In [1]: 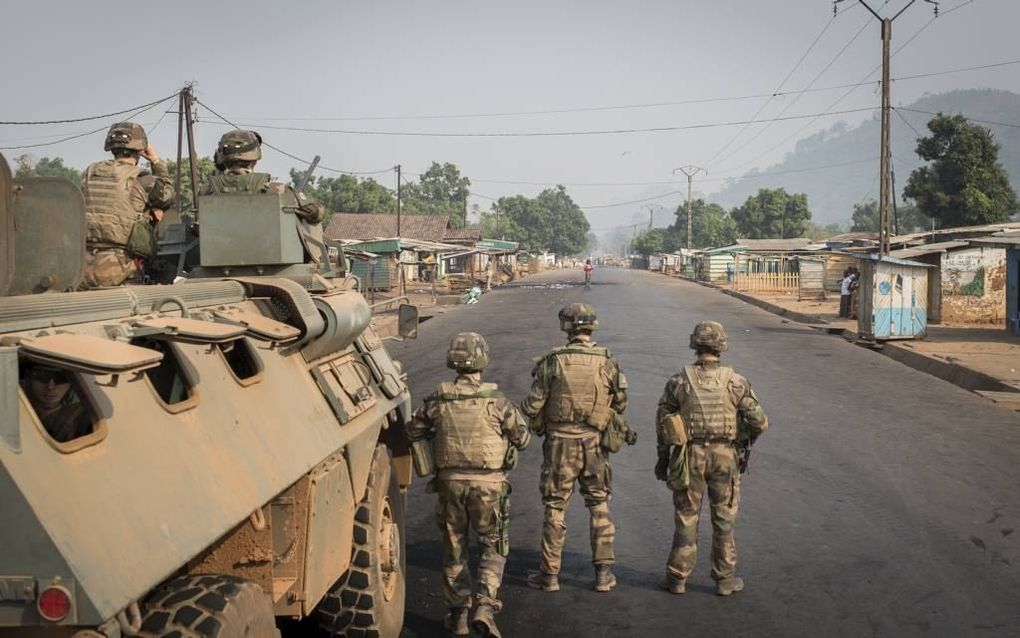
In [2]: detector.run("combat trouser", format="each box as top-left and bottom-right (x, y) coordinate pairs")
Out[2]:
(436, 479), (508, 611)
(667, 441), (740, 582)
(81, 246), (138, 289)
(538, 432), (615, 574)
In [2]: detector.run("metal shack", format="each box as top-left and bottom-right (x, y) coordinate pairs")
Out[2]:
(857, 254), (933, 340)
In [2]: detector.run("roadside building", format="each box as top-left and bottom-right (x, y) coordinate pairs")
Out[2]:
(857, 254), (934, 340)
(968, 232), (1020, 334)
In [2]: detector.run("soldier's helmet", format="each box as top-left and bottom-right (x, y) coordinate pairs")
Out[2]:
(103, 122), (148, 152)
(558, 302), (599, 333)
(689, 321), (728, 352)
(446, 332), (490, 372)
(216, 129), (263, 163)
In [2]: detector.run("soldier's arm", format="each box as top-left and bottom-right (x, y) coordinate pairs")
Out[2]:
(734, 377), (769, 440)
(519, 356), (551, 418)
(608, 357), (628, 413)
(655, 375), (685, 453)
(499, 399), (531, 450)
(145, 160), (175, 210)
(292, 189), (326, 224)
(405, 394), (439, 442)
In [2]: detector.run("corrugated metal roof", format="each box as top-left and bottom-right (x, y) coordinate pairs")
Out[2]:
(858, 253), (936, 268)
(969, 234), (1020, 247)
(889, 240), (969, 259)
(324, 213), (450, 242)
(736, 238), (813, 251)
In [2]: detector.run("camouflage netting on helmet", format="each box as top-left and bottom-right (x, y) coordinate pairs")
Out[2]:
(558, 302), (598, 333)
(104, 122), (147, 152)
(447, 332), (490, 371)
(217, 130), (263, 163)
(689, 320), (728, 352)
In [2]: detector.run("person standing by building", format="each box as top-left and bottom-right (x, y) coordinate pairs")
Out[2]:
(80, 122), (174, 288)
(655, 321), (769, 596)
(406, 332), (530, 638)
(839, 269), (854, 318)
(521, 303), (628, 593)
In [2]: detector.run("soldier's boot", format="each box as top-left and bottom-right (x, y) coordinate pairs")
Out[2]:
(658, 572), (686, 595)
(525, 571), (560, 592)
(443, 608), (470, 636)
(593, 564), (617, 592)
(471, 604), (501, 638)
(715, 577), (745, 597)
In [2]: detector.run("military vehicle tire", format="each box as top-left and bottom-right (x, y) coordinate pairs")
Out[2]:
(137, 574), (279, 638)
(317, 445), (406, 638)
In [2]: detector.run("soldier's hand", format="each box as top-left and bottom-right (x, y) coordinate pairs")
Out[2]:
(625, 429), (638, 446)
(150, 209), (164, 223)
(141, 144), (161, 164)
(654, 456), (669, 481)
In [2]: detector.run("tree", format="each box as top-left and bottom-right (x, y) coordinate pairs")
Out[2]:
(850, 200), (879, 232)
(671, 199), (737, 248)
(291, 171), (396, 221)
(494, 186), (590, 255)
(631, 228), (670, 256)
(730, 188), (812, 239)
(904, 113), (1017, 227)
(163, 156), (217, 213)
(14, 155), (81, 184)
(401, 162), (471, 227)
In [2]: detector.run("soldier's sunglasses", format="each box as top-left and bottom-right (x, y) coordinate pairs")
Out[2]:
(29, 369), (70, 385)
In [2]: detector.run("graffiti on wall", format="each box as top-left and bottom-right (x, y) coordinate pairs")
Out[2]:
(943, 248), (1005, 297)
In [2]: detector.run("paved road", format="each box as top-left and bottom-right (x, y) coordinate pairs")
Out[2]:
(391, 268), (1020, 638)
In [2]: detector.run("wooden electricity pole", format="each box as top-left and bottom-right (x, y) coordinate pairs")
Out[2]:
(673, 165), (706, 250)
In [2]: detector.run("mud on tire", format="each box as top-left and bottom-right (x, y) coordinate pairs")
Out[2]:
(317, 445), (407, 638)
(137, 574), (278, 638)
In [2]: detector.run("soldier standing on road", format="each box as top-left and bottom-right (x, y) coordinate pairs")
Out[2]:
(655, 321), (768, 596)
(80, 122), (174, 288)
(406, 332), (530, 638)
(522, 303), (628, 593)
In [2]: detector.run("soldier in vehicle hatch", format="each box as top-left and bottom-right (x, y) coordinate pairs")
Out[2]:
(406, 332), (529, 638)
(521, 303), (628, 594)
(655, 321), (768, 596)
(22, 365), (92, 443)
(202, 129), (325, 223)
(80, 122), (174, 288)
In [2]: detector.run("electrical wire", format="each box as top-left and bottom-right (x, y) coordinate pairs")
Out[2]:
(0, 92), (181, 126)
(896, 107), (1020, 130)
(701, 6), (853, 167)
(195, 97), (394, 176)
(893, 107), (924, 137)
(0, 96), (176, 150)
(220, 107), (876, 138)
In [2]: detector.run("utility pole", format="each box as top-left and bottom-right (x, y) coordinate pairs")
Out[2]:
(494, 203), (501, 240)
(175, 89), (184, 213)
(836, 0), (939, 255)
(673, 165), (706, 250)
(182, 85), (200, 218)
(395, 164), (402, 238)
(646, 204), (654, 231)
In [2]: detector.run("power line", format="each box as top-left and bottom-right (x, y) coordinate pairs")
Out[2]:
(195, 98), (394, 176)
(0, 96), (176, 150)
(221, 107), (876, 138)
(0, 92), (181, 126)
(893, 106), (924, 136)
(709, 3), (885, 168)
(896, 106), (1020, 130)
(702, 7), (852, 167)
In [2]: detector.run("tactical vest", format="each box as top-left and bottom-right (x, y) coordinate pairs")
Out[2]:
(431, 382), (509, 471)
(541, 346), (614, 431)
(206, 171), (272, 195)
(83, 160), (146, 247)
(679, 365), (739, 441)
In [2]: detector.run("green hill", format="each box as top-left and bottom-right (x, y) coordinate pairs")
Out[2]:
(711, 89), (1020, 226)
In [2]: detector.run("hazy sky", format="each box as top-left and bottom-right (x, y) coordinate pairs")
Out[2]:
(2, 0), (1017, 232)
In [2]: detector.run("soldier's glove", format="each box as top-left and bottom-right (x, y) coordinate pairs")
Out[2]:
(654, 454), (669, 481)
(295, 202), (325, 224)
(624, 428), (638, 446)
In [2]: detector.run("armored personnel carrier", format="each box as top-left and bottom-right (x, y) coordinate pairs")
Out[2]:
(0, 152), (417, 638)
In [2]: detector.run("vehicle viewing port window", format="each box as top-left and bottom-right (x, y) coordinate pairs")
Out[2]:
(130, 338), (197, 411)
(19, 360), (101, 447)
(217, 338), (263, 385)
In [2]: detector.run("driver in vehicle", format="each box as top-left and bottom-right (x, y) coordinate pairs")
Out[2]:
(23, 364), (93, 443)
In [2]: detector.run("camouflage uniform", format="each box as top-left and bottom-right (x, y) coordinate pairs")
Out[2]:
(81, 122), (174, 288)
(521, 304), (627, 589)
(655, 321), (768, 595)
(407, 333), (528, 637)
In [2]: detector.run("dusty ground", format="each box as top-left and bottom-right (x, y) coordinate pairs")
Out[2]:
(393, 268), (1020, 638)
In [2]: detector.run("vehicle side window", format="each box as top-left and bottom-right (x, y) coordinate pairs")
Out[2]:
(130, 338), (198, 411)
(19, 361), (98, 445)
(218, 338), (263, 385)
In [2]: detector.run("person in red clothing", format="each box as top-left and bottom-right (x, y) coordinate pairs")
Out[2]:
(583, 258), (594, 289)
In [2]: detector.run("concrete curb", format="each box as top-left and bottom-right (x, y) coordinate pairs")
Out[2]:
(668, 272), (1020, 400)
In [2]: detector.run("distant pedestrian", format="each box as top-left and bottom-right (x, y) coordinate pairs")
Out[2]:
(839, 270), (853, 318)
(583, 258), (594, 289)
